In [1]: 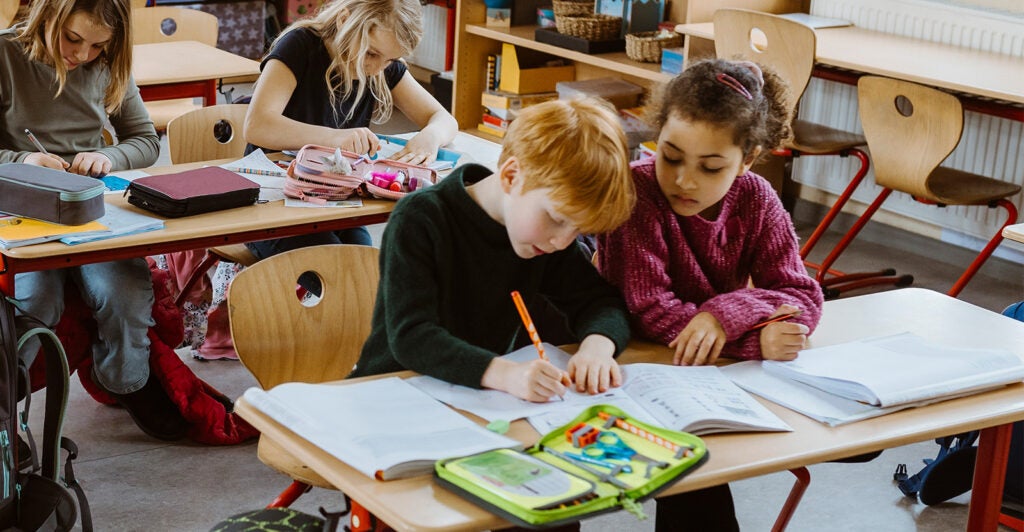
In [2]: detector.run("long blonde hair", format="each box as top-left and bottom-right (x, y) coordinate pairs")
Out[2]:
(16, 0), (132, 114)
(275, 0), (423, 125)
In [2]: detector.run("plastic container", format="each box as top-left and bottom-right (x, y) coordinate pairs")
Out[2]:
(555, 78), (644, 109)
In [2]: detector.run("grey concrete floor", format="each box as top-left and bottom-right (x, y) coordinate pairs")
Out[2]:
(28, 86), (1023, 531)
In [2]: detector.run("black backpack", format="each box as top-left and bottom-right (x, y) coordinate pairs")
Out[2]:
(0, 296), (91, 531)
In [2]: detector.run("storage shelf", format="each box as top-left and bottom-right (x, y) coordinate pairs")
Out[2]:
(465, 24), (672, 83)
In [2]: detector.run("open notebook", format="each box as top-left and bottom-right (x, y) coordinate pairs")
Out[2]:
(242, 377), (521, 480)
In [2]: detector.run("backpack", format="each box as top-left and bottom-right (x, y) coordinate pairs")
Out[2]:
(0, 296), (91, 531)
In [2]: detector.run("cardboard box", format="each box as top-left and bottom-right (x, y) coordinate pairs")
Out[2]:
(499, 43), (574, 94)
(556, 78), (644, 109)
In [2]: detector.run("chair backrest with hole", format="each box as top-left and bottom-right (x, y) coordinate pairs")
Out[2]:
(132, 6), (218, 46)
(228, 245), (380, 390)
(713, 9), (816, 115)
(166, 103), (249, 164)
(857, 76), (963, 200)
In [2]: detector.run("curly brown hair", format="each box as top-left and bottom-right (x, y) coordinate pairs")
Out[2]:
(648, 58), (793, 162)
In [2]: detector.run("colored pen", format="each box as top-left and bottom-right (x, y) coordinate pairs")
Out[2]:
(510, 290), (571, 395)
(24, 129), (48, 155)
(749, 310), (802, 331)
(224, 166), (286, 177)
(511, 290), (547, 361)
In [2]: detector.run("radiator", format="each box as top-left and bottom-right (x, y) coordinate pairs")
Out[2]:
(794, 0), (1024, 258)
(408, 4), (450, 73)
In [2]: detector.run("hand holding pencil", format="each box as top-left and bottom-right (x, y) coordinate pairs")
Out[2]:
(756, 304), (809, 361)
(510, 291), (572, 400)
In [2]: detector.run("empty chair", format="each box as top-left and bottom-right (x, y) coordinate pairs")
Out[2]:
(132, 6), (220, 130)
(821, 76), (1020, 298)
(228, 245), (380, 508)
(164, 103), (258, 309)
(713, 9), (908, 298)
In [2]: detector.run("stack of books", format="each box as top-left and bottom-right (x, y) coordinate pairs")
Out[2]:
(478, 90), (558, 138)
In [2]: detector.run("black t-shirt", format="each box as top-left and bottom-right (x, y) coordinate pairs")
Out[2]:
(246, 27), (407, 153)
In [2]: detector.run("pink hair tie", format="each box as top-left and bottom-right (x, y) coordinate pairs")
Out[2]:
(715, 73), (753, 101)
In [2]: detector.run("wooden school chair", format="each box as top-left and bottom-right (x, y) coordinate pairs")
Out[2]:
(829, 76), (1020, 298)
(713, 9), (910, 299)
(0, 0), (19, 29)
(165, 103), (259, 308)
(131, 6), (220, 131)
(228, 244), (380, 509)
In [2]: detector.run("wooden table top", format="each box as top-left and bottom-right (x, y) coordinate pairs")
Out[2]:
(132, 41), (261, 86)
(674, 22), (1024, 105)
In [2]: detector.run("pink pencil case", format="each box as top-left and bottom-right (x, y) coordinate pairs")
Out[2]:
(285, 145), (438, 204)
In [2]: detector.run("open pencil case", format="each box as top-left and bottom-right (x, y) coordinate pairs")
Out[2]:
(285, 144), (437, 204)
(435, 404), (708, 529)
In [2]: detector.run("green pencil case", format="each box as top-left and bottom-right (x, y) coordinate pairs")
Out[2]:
(435, 404), (708, 529)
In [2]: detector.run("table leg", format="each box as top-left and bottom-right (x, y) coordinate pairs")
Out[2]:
(203, 80), (217, 107)
(967, 423), (1013, 531)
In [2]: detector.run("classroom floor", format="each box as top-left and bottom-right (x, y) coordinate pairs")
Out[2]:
(30, 94), (1024, 531)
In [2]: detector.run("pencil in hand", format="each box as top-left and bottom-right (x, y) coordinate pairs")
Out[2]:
(510, 290), (572, 392)
(749, 310), (802, 331)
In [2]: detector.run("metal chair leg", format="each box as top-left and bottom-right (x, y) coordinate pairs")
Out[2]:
(772, 467), (811, 532)
(267, 480), (310, 508)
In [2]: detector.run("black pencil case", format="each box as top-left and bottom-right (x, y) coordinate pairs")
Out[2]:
(126, 167), (260, 217)
(0, 163), (105, 225)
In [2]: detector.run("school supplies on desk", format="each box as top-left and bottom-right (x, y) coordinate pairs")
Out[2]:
(285, 145), (437, 204)
(0, 163), (105, 225)
(241, 377), (521, 481)
(375, 134), (462, 171)
(127, 167), (260, 217)
(435, 404), (707, 528)
(59, 204), (164, 245)
(409, 343), (792, 436)
(0, 215), (107, 249)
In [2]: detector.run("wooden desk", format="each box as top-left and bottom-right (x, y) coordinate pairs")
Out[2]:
(674, 22), (1024, 121)
(132, 41), (261, 105)
(1003, 223), (1024, 244)
(0, 131), (503, 296)
(234, 288), (1024, 531)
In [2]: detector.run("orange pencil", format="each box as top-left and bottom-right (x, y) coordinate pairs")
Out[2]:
(510, 290), (572, 391)
(510, 290), (547, 360)
(749, 310), (802, 331)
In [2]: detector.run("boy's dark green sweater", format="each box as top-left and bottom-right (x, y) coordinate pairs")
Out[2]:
(351, 164), (631, 387)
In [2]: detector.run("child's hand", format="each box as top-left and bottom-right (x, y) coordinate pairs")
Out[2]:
(69, 152), (112, 177)
(482, 357), (569, 402)
(567, 335), (622, 394)
(24, 152), (69, 171)
(391, 131), (439, 165)
(759, 305), (808, 361)
(333, 128), (380, 157)
(670, 312), (726, 366)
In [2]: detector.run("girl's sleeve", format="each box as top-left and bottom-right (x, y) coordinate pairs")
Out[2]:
(698, 183), (824, 359)
(98, 78), (159, 170)
(597, 193), (702, 346)
(378, 200), (502, 387)
(539, 245), (631, 355)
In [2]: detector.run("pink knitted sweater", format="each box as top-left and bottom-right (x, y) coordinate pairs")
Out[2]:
(597, 158), (823, 360)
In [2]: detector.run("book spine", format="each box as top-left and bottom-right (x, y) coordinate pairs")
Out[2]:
(486, 54), (497, 92)
(477, 122), (507, 138)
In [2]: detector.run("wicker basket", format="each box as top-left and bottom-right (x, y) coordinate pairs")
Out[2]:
(625, 31), (684, 63)
(555, 14), (622, 41)
(551, 0), (593, 17)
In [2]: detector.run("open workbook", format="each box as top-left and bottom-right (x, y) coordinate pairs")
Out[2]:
(759, 332), (1024, 408)
(408, 344), (792, 436)
(242, 377), (521, 480)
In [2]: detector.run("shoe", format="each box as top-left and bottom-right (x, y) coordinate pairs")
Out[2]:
(102, 374), (189, 441)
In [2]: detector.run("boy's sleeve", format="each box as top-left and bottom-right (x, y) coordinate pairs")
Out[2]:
(697, 181), (824, 360)
(540, 244), (632, 355)
(375, 199), (502, 387)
